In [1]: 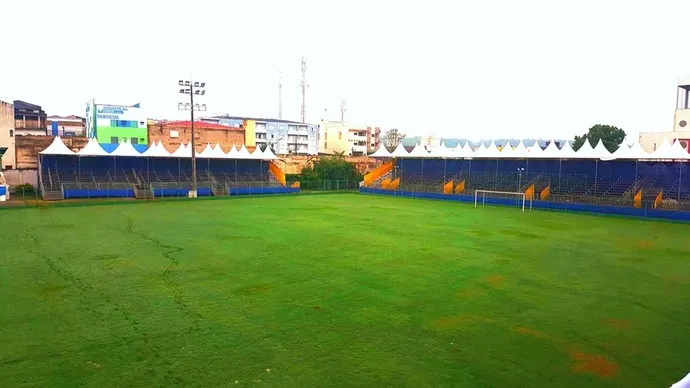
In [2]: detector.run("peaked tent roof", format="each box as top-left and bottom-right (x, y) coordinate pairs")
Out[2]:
(171, 143), (192, 158)
(538, 141), (562, 158)
(651, 139), (690, 160)
(227, 144), (239, 158)
(110, 140), (142, 157)
(455, 143), (475, 158)
(474, 141), (500, 158)
(142, 141), (173, 157)
(559, 141), (577, 158)
(390, 143), (409, 157)
(409, 144), (431, 158)
(369, 146), (392, 158)
(77, 138), (109, 156)
(528, 142), (545, 158)
(210, 143), (228, 159)
(249, 146), (264, 160)
(608, 142), (649, 160)
(591, 139), (613, 160)
(262, 146), (278, 160)
(39, 136), (75, 155)
(236, 145), (252, 159)
(197, 143), (215, 158)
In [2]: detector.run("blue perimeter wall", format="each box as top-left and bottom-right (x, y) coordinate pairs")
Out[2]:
(63, 187), (299, 199)
(0, 186), (5, 196)
(359, 187), (690, 222)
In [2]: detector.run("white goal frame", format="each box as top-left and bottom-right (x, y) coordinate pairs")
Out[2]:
(474, 190), (532, 212)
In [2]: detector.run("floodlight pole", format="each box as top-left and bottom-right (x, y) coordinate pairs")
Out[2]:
(178, 80), (207, 198)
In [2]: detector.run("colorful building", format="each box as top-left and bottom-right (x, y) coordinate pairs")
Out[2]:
(319, 121), (381, 156)
(86, 100), (147, 145)
(200, 115), (318, 155)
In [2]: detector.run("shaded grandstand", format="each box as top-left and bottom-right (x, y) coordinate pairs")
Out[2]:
(38, 138), (295, 200)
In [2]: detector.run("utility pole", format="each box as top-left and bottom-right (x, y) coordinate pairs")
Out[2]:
(278, 71), (283, 120)
(340, 99), (347, 123)
(178, 80), (207, 198)
(300, 57), (308, 123)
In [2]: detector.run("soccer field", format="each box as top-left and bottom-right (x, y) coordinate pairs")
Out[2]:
(1, 194), (689, 387)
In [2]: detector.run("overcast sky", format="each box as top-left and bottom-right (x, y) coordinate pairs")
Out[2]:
(3, 0), (689, 141)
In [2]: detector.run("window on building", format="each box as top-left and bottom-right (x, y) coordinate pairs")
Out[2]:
(131, 138), (139, 145)
(111, 120), (138, 128)
(324, 142), (328, 149)
(9, 130), (13, 137)
(325, 132), (327, 140)
(111, 137), (119, 144)
(338, 132), (342, 140)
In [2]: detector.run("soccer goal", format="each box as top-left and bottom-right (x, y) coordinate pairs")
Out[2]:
(474, 190), (532, 212)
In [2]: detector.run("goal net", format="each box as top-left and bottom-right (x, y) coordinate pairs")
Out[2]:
(474, 190), (532, 212)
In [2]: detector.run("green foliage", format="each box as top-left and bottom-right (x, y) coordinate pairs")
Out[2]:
(13, 183), (34, 194)
(300, 155), (362, 182)
(573, 124), (626, 152)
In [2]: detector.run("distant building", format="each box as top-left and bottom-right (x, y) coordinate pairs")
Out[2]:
(14, 100), (47, 136)
(0, 100), (15, 169)
(46, 115), (85, 137)
(86, 100), (147, 145)
(319, 121), (381, 156)
(201, 115), (318, 155)
(148, 120), (245, 153)
(639, 76), (690, 153)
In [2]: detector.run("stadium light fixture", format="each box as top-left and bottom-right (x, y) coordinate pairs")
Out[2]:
(177, 78), (207, 198)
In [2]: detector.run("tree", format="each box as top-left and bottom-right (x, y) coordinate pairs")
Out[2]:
(300, 155), (362, 182)
(573, 124), (626, 152)
(380, 128), (406, 150)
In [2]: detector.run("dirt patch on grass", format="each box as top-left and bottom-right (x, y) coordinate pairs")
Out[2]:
(234, 284), (271, 295)
(435, 315), (495, 329)
(570, 350), (619, 379)
(635, 240), (654, 249)
(515, 326), (555, 342)
(484, 275), (504, 287)
(602, 318), (631, 330)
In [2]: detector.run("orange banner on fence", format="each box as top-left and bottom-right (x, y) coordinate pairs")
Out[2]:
(268, 161), (286, 186)
(634, 189), (643, 208)
(454, 180), (465, 194)
(290, 181), (300, 188)
(390, 178), (400, 190)
(540, 185), (550, 200)
(443, 180), (454, 194)
(363, 160), (393, 187)
(653, 191), (662, 208)
(525, 184), (535, 201)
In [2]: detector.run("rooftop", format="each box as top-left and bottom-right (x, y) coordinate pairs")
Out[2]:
(161, 120), (242, 130)
(203, 115), (313, 125)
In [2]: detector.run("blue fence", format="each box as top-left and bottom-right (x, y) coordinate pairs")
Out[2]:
(359, 187), (690, 222)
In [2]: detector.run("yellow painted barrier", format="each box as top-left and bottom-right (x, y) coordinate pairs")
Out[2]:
(390, 178), (400, 190)
(525, 184), (535, 201)
(443, 180), (454, 194)
(454, 180), (465, 194)
(381, 178), (391, 190)
(268, 161), (286, 186)
(363, 160), (394, 187)
(654, 191), (663, 208)
(290, 181), (300, 188)
(634, 189), (643, 208)
(540, 185), (550, 200)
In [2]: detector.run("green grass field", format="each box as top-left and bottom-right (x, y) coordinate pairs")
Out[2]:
(1, 194), (689, 387)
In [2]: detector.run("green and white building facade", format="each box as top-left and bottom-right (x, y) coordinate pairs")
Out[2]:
(86, 100), (148, 146)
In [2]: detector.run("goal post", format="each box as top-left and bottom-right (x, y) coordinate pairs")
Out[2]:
(474, 190), (532, 212)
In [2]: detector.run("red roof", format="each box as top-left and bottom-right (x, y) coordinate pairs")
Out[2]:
(161, 121), (241, 130)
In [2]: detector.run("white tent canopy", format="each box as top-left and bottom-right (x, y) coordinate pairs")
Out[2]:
(227, 144), (239, 158)
(474, 141), (500, 158)
(171, 143), (192, 158)
(390, 143), (409, 157)
(249, 146), (265, 160)
(651, 139), (690, 160)
(262, 146), (279, 160)
(236, 145), (252, 159)
(109, 140), (141, 157)
(369, 146), (392, 158)
(39, 136), (75, 155)
(559, 141), (577, 158)
(77, 138), (109, 156)
(591, 139), (613, 160)
(409, 144), (430, 158)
